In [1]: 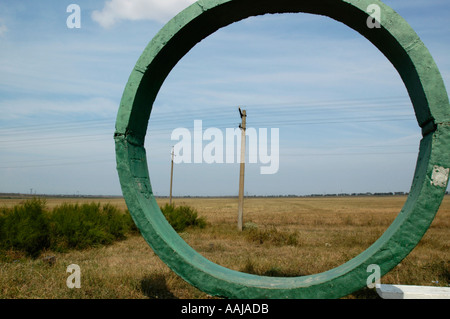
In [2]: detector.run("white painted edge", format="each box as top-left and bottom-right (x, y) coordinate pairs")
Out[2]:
(376, 284), (450, 299)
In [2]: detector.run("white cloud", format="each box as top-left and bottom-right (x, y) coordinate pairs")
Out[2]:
(92, 0), (197, 28)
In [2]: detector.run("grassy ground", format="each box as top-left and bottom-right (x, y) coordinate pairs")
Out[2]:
(0, 195), (448, 299)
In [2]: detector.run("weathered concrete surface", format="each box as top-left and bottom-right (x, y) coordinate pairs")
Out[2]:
(114, 0), (449, 299)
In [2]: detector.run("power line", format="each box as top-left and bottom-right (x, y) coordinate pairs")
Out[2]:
(0, 159), (113, 169)
(0, 118), (115, 135)
(286, 151), (417, 157)
(0, 95), (412, 133)
(0, 96), (418, 152)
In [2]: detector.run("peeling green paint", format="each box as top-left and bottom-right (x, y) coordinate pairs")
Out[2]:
(114, 0), (449, 299)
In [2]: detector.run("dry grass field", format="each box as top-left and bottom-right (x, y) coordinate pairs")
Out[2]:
(0, 195), (448, 299)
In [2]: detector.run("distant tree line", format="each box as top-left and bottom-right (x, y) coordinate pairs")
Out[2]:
(160, 192), (415, 198)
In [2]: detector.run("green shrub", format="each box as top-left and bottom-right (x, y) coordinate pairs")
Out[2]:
(160, 203), (206, 232)
(0, 198), (138, 258)
(50, 202), (131, 251)
(0, 208), (5, 244)
(102, 203), (133, 240)
(50, 203), (100, 250)
(123, 209), (140, 234)
(0, 198), (50, 258)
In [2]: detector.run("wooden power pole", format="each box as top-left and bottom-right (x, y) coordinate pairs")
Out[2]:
(238, 107), (246, 231)
(169, 146), (174, 205)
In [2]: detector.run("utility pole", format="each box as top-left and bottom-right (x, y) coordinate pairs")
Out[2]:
(238, 107), (246, 231)
(169, 146), (174, 205)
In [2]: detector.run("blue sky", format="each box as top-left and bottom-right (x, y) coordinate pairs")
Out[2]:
(0, 0), (449, 196)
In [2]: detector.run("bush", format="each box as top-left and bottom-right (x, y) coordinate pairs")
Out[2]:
(102, 203), (133, 240)
(0, 198), (50, 258)
(50, 202), (133, 251)
(0, 208), (5, 244)
(160, 203), (206, 232)
(50, 203), (107, 250)
(0, 198), (137, 258)
(123, 209), (140, 234)
(0, 199), (205, 258)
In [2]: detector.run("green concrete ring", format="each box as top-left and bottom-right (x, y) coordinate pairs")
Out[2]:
(114, 0), (449, 298)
